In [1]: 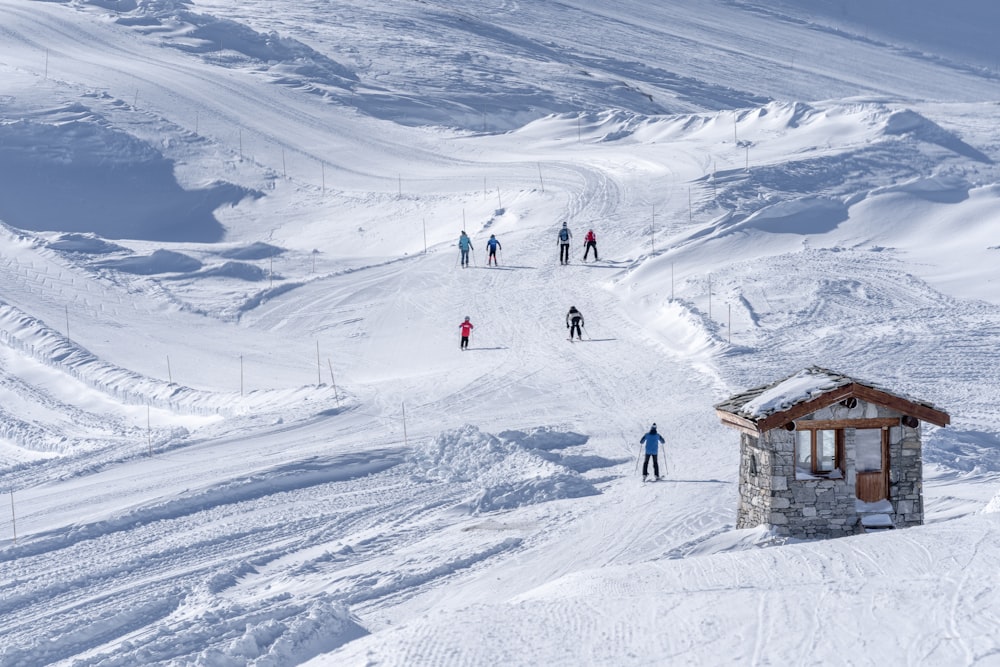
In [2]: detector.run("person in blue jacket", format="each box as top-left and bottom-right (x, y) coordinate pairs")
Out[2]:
(640, 423), (665, 480)
(458, 231), (473, 267)
(486, 234), (502, 266)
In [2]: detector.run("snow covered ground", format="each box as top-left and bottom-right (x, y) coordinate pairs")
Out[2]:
(2, 0), (1000, 664)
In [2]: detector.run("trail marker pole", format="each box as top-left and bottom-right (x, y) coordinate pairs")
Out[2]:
(402, 402), (408, 446)
(327, 359), (340, 405)
(538, 163), (544, 192)
(167, 355), (172, 383)
(10, 491), (16, 545)
(316, 341), (322, 385)
(496, 187), (502, 209)
(708, 273), (712, 319)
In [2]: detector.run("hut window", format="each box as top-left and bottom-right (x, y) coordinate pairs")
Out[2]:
(795, 429), (844, 478)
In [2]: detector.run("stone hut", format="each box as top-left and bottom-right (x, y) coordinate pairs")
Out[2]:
(715, 367), (950, 539)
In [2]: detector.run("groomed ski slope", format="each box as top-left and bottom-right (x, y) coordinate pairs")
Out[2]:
(2, 1), (1000, 665)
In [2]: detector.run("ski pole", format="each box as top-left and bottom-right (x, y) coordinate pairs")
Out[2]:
(582, 324), (591, 340)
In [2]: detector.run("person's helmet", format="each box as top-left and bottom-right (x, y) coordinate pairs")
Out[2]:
(651, 423), (657, 432)
(562, 221), (567, 227)
(464, 316), (470, 321)
(490, 234), (495, 238)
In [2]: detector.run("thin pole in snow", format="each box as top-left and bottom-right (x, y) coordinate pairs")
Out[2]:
(398, 174), (402, 198)
(650, 208), (655, 254)
(166, 355), (172, 383)
(537, 163), (544, 192)
(10, 491), (16, 545)
(671, 263), (674, 300)
(282, 149), (287, 178)
(10, 489), (17, 544)
(402, 402), (408, 446)
(328, 359), (340, 405)
(496, 187), (502, 209)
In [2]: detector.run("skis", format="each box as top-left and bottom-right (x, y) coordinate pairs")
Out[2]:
(642, 476), (664, 483)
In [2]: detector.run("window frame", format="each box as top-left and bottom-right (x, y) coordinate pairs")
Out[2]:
(794, 427), (845, 478)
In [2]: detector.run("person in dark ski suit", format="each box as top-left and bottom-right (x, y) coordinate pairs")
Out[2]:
(583, 229), (598, 261)
(557, 222), (573, 265)
(486, 234), (502, 266)
(458, 231), (474, 267)
(640, 423), (665, 480)
(459, 316), (474, 350)
(566, 306), (584, 340)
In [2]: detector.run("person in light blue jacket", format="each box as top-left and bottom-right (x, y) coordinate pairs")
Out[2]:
(640, 423), (665, 480)
(458, 231), (474, 267)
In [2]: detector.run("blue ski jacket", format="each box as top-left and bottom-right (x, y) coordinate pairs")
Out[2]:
(458, 234), (472, 251)
(641, 431), (664, 455)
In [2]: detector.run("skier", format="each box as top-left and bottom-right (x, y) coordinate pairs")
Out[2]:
(583, 229), (598, 261)
(557, 221), (573, 265)
(640, 423), (665, 480)
(458, 231), (474, 268)
(459, 316), (474, 350)
(486, 234), (502, 266)
(566, 306), (584, 341)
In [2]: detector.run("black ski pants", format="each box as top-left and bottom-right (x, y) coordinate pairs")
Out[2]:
(643, 454), (660, 477)
(559, 243), (570, 264)
(584, 241), (598, 261)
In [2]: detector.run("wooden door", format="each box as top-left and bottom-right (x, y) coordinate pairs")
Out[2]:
(855, 428), (889, 502)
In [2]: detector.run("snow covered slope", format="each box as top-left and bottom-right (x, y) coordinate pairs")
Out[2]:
(2, 0), (1000, 665)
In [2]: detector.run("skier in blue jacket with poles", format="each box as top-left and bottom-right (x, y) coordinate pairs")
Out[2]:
(640, 423), (665, 480)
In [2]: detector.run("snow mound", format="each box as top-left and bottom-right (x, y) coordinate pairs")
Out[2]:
(410, 425), (599, 513)
(98, 249), (203, 274)
(46, 233), (129, 255)
(218, 242), (286, 260)
(194, 595), (367, 666)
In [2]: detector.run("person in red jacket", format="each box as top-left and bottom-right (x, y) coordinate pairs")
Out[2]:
(583, 229), (598, 261)
(459, 316), (474, 350)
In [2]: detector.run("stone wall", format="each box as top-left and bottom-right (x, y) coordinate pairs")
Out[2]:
(736, 399), (925, 539)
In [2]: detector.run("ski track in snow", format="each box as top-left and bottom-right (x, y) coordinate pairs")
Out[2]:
(2, 0), (1000, 665)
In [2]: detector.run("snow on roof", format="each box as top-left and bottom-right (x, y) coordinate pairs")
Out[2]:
(740, 367), (850, 420)
(715, 366), (855, 421)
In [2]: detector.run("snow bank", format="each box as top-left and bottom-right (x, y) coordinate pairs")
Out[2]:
(410, 425), (599, 513)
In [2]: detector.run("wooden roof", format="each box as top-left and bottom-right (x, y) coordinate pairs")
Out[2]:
(715, 367), (950, 436)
